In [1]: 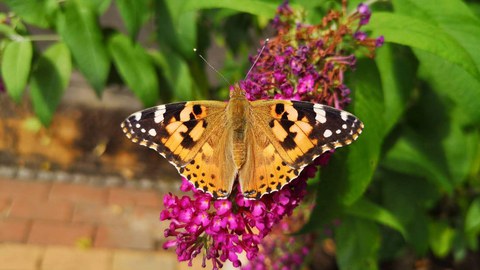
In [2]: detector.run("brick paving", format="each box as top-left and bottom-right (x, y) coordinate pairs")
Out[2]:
(0, 177), (225, 270)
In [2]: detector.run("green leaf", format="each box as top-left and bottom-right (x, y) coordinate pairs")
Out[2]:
(415, 50), (480, 125)
(57, 0), (110, 95)
(3, 0), (58, 27)
(29, 42), (71, 126)
(465, 197), (480, 234)
(150, 50), (198, 101)
(382, 131), (453, 194)
(115, 0), (149, 38)
(155, 0), (197, 59)
(441, 109), (480, 185)
(336, 58), (385, 204)
(379, 169), (440, 254)
(345, 198), (407, 238)
(108, 32), (159, 107)
(429, 221), (456, 257)
(335, 217), (380, 270)
(366, 12), (480, 79)
(303, 58), (385, 230)
(1, 40), (32, 102)
(375, 44), (417, 133)
(392, 0), (480, 70)
(182, 0), (277, 18)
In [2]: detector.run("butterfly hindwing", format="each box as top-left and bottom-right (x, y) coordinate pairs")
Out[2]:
(180, 126), (237, 199)
(238, 100), (363, 199)
(238, 125), (301, 199)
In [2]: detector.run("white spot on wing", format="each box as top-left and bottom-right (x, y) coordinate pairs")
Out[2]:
(336, 129), (341, 134)
(342, 124), (347, 129)
(323, 129), (332, 138)
(313, 104), (327, 123)
(149, 129), (157, 136)
(154, 105), (166, 123)
(341, 111), (349, 121)
(135, 123), (140, 128)
(141, 128), (146, 133)
(133, 112), (141, 121)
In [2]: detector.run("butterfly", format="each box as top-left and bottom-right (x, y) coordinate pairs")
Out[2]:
(121, 84), (363, 200)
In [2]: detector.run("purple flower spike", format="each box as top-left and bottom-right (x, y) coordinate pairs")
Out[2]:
(161, 1), (384, 268)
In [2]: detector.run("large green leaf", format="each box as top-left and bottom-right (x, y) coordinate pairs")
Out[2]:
(303, 58), (384, 230)
(345, 198), (407, 238)
(335, 217), (380, 270)
(115, 0), (149, 38)
(366, 12), (480, 79)
(392, 0), (480, 70)
(390, 0), (480, 124)
(382, 131), (453, 194)
(415, 50), (480, 125)
(375, 44), (417, 133)
(379, 170), (438, 254)
(1, 40), (32, 102)
(108, 33), (159, 107)
(57, 0), (110, 95)
(3, 0), (57, 27)
(335, 58), (385, 204)
(29, 42), (71, 126)
(155, 0), (197, 59)
(150, 51), (199, 101)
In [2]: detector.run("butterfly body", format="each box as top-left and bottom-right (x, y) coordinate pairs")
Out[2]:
(121, 84), (363, 199)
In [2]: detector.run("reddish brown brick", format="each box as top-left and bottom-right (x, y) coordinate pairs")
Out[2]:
(49, 183), (107, 204)
(0, 219), (30, 242)
(94, 224), (154, 250)
(9, 199), (73, 221)
(0, 197), (11, 215)
(28, 220), (94, 246)
(0, 178), (50, 201)
(72, 202), (124, 225)
(108, 187), (162, 208)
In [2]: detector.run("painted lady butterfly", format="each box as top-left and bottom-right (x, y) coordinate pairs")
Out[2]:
(121, 84), (363, 199)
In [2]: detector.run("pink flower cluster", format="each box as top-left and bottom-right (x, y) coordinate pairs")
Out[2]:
(160, 1), (383, 269)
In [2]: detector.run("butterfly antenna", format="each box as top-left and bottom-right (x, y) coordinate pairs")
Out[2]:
(244, 38), (269, 81)
(193, 48), (230, 85)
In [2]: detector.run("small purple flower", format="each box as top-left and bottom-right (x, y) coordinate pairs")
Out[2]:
(354, 31), (367, 41)
(297, 74), (316, 94)
(376, 35), (385, 47)
(289, 57), (303, 75)
(357, 3), (372, 25)
(214, 200), (232, 215)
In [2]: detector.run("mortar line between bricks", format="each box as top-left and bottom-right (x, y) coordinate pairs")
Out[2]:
(45, 181), (54, 202)
(36, 247), (45, 270)
(24, 219), (33, 243)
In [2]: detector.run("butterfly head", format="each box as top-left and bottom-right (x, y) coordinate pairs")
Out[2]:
(230, 84), (246, 100)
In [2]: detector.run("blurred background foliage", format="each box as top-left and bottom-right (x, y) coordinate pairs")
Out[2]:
(1, 0), (480, 269)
